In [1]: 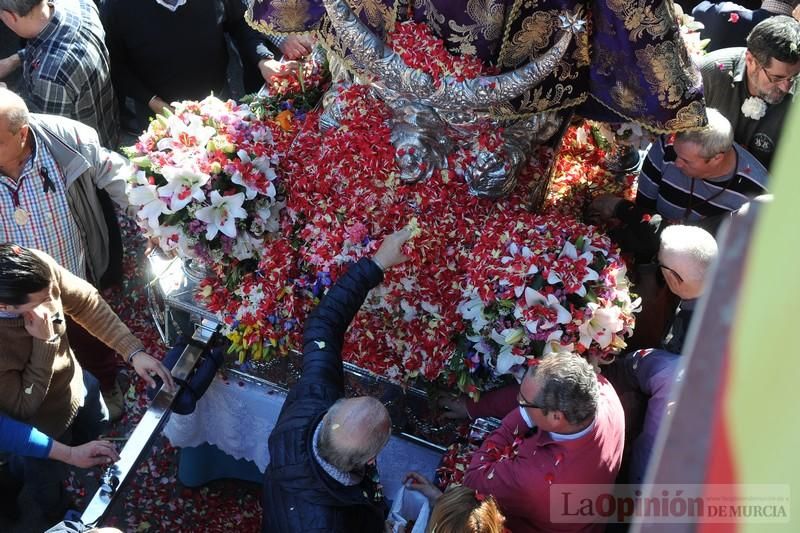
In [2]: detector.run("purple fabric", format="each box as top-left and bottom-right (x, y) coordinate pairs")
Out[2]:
(248, 0), (705, 130)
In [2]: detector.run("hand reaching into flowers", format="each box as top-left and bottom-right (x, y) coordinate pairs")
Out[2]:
(372, 228), (412, 271)
(280, 35), (315, 60)
(148, 96), (173, 115)
(258, 59), (301, 84)
(403, 471), (443, 503)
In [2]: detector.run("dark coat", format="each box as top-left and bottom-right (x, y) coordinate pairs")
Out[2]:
(261, 258), (388, 533)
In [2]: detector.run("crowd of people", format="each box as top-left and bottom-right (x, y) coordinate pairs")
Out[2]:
(0, 0), (797, 531)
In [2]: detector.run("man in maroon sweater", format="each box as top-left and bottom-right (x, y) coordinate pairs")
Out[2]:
(461, 353), (625, 532)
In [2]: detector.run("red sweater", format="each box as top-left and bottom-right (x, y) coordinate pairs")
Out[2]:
(463, 377), (625, 532)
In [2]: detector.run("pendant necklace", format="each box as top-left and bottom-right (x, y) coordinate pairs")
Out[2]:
(1, 181), (28, 226)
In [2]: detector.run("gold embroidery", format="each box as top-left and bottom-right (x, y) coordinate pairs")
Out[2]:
(269, 0), (313, 31)
(635, 39), (699, 108)
(610, 81), (645, 113)
(413, 0), (447, 36)
(664, 101), (707, 130)
(445, 0), (506, 57)
(349, 0), (395, 33)
(571, 23), (591, 67)
(502, 12), (555, 68)
(605, 0), (674, 42)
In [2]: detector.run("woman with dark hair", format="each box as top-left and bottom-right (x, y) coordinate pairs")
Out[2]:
(0, 243), (174, 520)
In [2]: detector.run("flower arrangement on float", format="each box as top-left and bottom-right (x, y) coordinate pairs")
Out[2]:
(448, 214), (640, 400)
(128, 22), (640, 376)
(124, 96), (290, 277)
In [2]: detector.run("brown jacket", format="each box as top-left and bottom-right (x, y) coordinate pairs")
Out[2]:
(0, 250), (142, 437)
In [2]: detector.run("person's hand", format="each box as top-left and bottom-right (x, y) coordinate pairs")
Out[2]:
(258, 59), (301, 84)
(66, 440), (120, 468)
(130, 352), (176, 391)
(0, 54), (21, 80)
(793, 4), (800, 21)
(373, 228), (412, 270)
(148, 96), (173, 115)
(438, 395), (470, 421)
(23, 308), (57, 341)
(280, 35), (314, 60)
(586, 193), (623, 223)
(403, 471), (443, 503)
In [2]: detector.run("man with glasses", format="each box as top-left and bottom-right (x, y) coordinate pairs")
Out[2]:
(461, 353), (625, 532)
(698, 15), (800, 169)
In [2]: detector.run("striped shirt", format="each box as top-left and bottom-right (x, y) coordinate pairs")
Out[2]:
(19, 0), (118, 148)
(636, 135), (769, 222)
(0, 130), (85, 279)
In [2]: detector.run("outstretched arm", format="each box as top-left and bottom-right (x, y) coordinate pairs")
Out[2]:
(0, 413), (118, 467)
(294, 229), (411, 399)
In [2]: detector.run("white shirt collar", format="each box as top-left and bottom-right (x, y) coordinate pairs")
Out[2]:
(155, 0), (187, 12)
(550, 419), (596, 441)
(519, 406), (596, 441)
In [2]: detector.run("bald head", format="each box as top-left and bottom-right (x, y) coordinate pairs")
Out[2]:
(317, 396), (391, 473)
(0, 87), (29, 134)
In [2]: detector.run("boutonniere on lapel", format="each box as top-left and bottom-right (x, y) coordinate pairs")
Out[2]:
(741, 96), (767, 120)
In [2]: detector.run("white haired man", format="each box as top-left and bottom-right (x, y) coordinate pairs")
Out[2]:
(588, 108), (768, 261)
(262, 229), (410, 533)
(604, 225), (719, 484)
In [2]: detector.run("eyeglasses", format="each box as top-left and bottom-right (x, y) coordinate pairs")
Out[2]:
(758, 63), (800, 86)
(654, 258), (684, 284)
(517, 389), (545, 410)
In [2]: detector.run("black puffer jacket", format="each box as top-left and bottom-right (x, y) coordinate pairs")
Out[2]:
(261, 258), (388, 533)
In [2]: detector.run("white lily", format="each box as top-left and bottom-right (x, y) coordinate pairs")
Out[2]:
(547, 241), (600, 296)
(541, 331), (575, 357)
(156, 113), (216, 152)
(457, 290), (489, 331)
(232, 151), (278, 200)
(158, 165), (210, 211)
(150, 224), (183, 253)
(195, 191), (248, 240)
(514, 287), (572, 333)
(488, 327), (527, 374)
(578, 303), (624, 349)
(127, 171), (173, 230)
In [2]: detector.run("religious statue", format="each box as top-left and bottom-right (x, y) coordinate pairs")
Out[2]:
(247, 0), (705, 199)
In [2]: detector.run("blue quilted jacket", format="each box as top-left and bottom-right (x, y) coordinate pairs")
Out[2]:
(261, 258), (388, 533)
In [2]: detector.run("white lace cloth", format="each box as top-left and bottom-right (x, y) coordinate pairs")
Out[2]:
(164, 374), (442, 495)
(164, 375), (284, 472)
